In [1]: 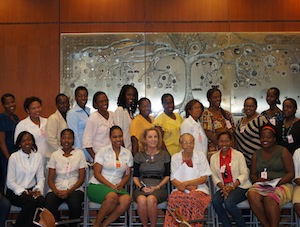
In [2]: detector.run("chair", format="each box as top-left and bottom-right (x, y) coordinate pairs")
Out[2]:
(252, 201), (296, 227)
(296, 215), (300, 227)
(205, 176), (216, 227)
(83, 165), (128, 227)
(5, 205), (22, 227)
(279, 202), (296, 226)
(128, 173), (170, 226)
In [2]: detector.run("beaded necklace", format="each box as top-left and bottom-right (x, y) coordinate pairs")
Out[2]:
(282, 117), (296, 142)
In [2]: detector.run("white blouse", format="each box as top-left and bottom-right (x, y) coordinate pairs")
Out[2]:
(113, 106), (132, 151)
(171, 150), (211, 194)
(14, 116), (48, 158)
(89, 144), (133, 185)
(82, 111), (114, 154)
(7, 149), (45, 196)
(47, 148), (87, 192)
(180, 115), (208, 156)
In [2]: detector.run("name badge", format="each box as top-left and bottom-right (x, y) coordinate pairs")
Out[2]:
(240, 126), (245, 133)
(261, 168), (267, 179)
(270, 118), (276, 126)
(287, 134), (294, 144)
(225, 120), (232, 129)
(116, 160), (121, 169)
(198, 134), (202, 143)
(220, 165), (226, 173)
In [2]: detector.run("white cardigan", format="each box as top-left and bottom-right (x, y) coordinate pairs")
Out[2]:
(210, 148), (252, 190)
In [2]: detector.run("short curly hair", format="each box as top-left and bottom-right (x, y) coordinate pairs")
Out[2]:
(23, 96), (42, 112)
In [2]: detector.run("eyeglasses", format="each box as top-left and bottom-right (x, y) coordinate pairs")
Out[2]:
(182, 141), (194, 145)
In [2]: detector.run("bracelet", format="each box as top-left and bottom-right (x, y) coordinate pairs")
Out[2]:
(139, 185), (145, 191)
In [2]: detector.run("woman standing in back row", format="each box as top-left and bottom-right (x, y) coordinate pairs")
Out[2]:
(14, 96), (47, 159)
(235, 97), (268, 166)
(261, 87), (283, 125)
(0, 93), (19, 193)
(276, 98), (300, 155)
(154, 93), (183, 156)
(114, 84), (139, 151)
(180, 99), (208, 156)
(202, 87), (235, 159)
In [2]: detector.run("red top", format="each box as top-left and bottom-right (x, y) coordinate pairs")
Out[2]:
(220, 148), (233, 184)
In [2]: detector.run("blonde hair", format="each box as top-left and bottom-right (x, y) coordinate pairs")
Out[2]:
(140, 127), (163, 152)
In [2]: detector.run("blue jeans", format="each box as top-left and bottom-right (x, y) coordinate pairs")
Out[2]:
(212, 187), (248, 227)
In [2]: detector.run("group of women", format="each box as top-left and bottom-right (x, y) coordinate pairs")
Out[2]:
(1, 85), (300, 227)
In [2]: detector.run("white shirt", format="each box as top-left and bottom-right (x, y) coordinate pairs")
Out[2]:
(113, 107), (132, 151)
(82, 111), (114, 154)
(14, 116), (48, 158)
(47, 148), (87, 192)
(89, 144), (133, 185)
(180, 115), (208, 156)
(171, 150), (211, 194)
(7, 149), (45, 196)
(45, 110), (68, 158)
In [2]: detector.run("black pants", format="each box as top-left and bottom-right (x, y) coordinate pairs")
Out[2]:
(45, 190), (83, 225)
(6, 188), (45, 227)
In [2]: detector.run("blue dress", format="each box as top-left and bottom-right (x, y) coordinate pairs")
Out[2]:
(0, 113), (19, 193)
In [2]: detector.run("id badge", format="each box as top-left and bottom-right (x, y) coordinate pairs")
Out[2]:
(225, 120), (232, 129)
(270, 118), (276, 126)
(198, 134), (202, 143)
(240, 126), (245, 133)
(261, 168), (267, 179)
(220, 165), (226, 173)
(116, 160), (121, 169)
(287, 134), (294, 143)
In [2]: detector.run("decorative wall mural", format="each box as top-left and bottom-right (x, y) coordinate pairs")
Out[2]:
(61, 33), (300, 117)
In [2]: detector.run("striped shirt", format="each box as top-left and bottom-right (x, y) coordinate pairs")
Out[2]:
(234, 115), (268, 165)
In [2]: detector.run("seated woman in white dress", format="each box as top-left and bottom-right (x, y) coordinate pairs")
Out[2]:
(45, 128), (86, 226)
(87, 126), (133, 227)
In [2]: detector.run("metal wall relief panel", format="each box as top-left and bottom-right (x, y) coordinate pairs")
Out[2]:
(61, 33), (300, 117)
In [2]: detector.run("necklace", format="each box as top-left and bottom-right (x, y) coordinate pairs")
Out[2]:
(282, 118), (296, 142)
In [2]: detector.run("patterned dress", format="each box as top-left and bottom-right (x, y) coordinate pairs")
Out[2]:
(201, 109), (235, 156)
(164, 151), (211, 227)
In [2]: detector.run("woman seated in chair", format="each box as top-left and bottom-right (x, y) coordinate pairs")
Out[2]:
(45, 128), (87, 226)
(133, 127), (170, 227)
(6, 131), (45, 227)
(210, 130), (251, 227)
(247, 123), (294, 227)
(164, 133), (211, 227)
(87, 126), (133, 227)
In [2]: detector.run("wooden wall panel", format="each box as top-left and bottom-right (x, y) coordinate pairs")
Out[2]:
(0, 0), (59, 23)
(145, 22), (230, 32)
(229, 0), (300, 21)
(145, 0), (229, 22)
(60, 23), (146, 33)
(230, 22), (300, 32)
(1, 0), (300, 119)
(0, 24), (60, 119)
(60, 0), (145, 22)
